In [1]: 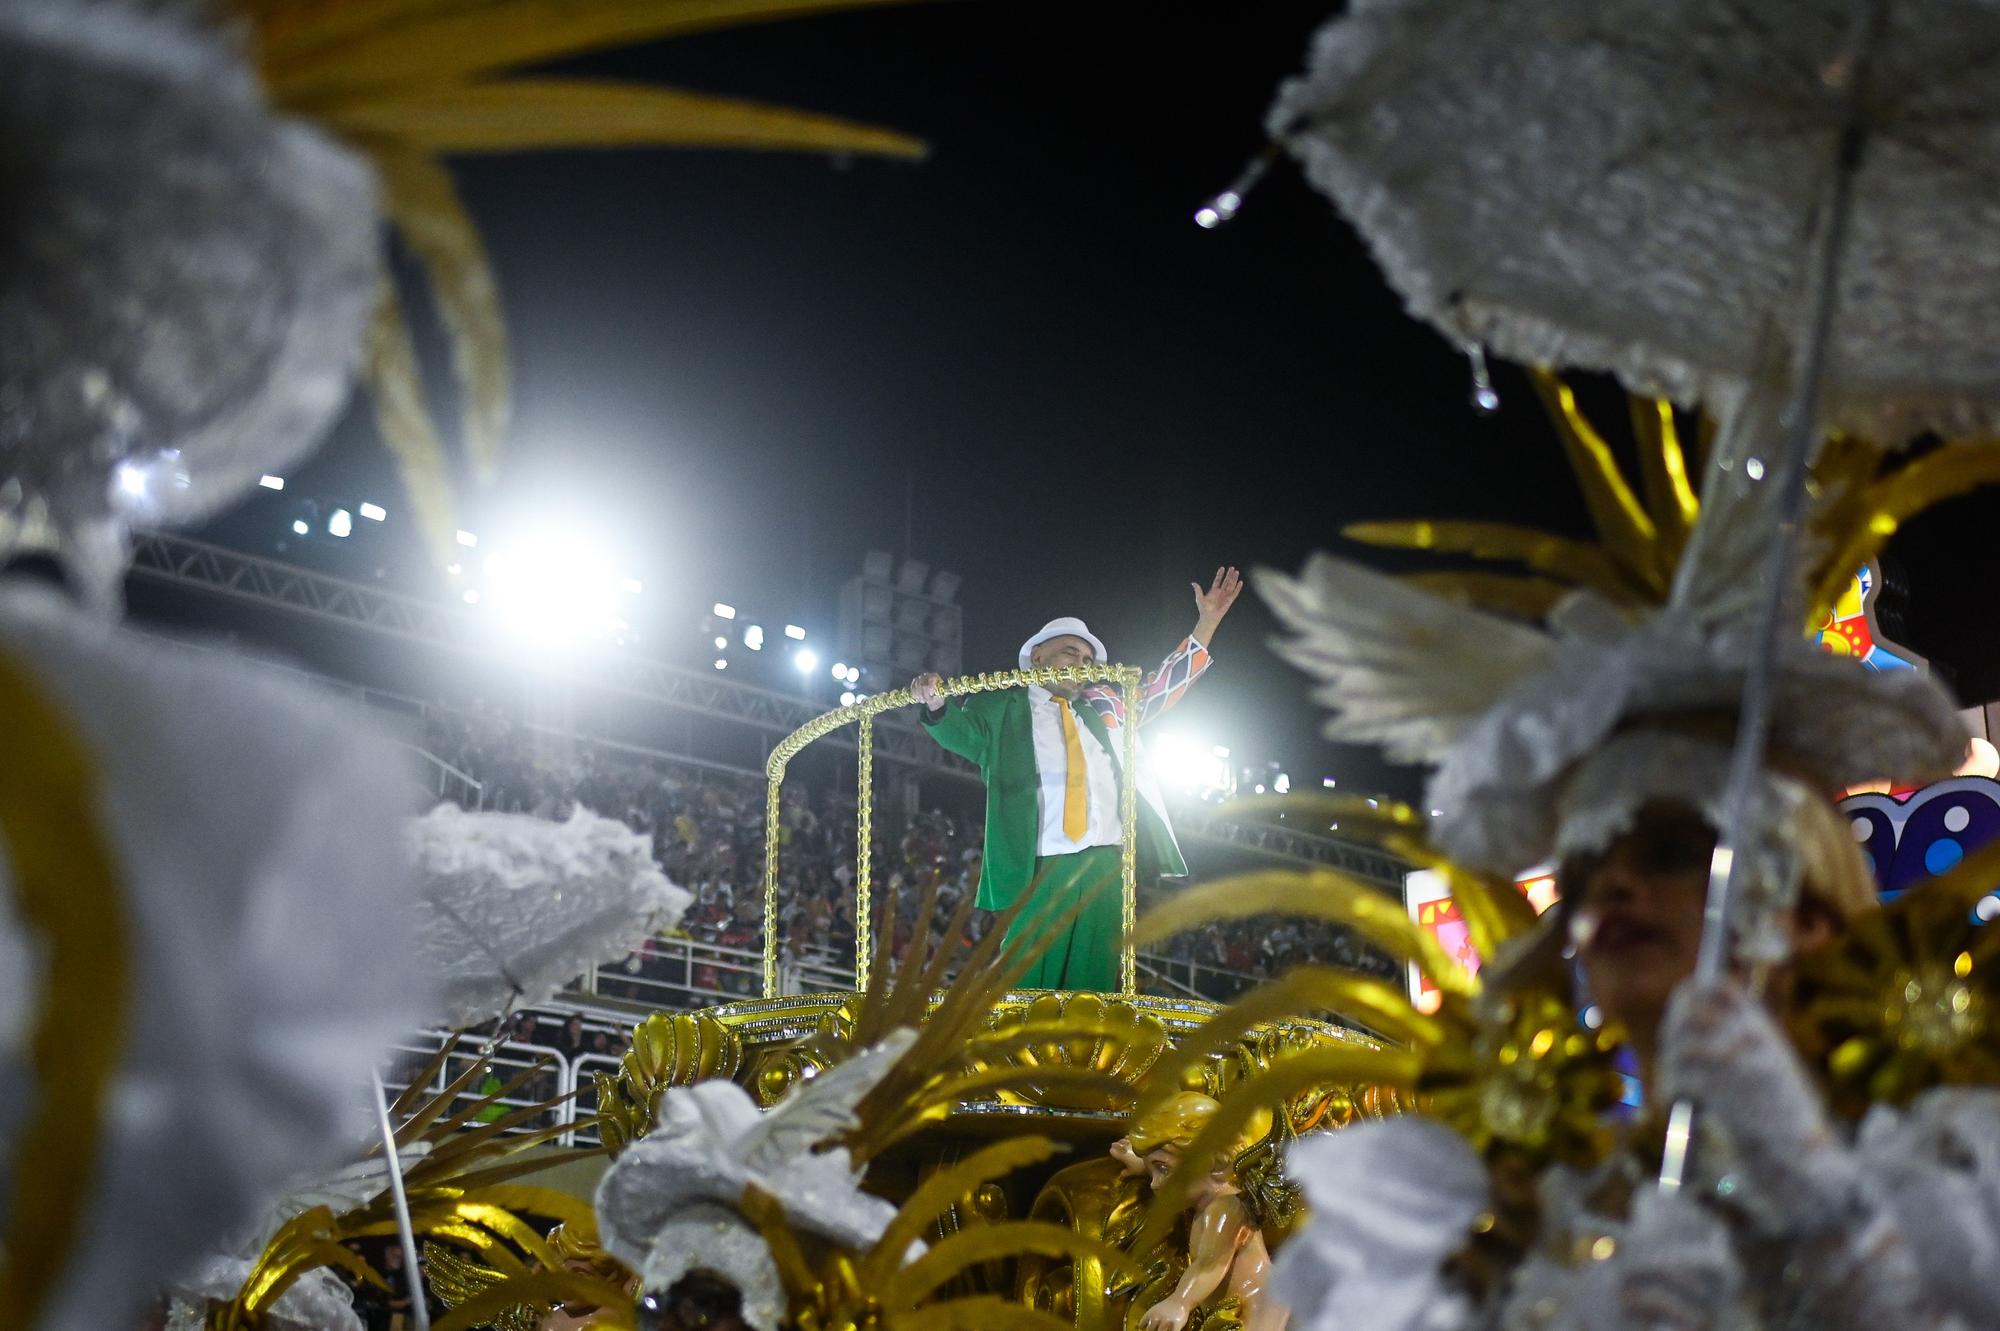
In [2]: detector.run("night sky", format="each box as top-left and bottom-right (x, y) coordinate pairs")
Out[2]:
(190, 2), (2000, 801)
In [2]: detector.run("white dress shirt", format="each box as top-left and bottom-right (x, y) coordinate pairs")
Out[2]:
(1027, 684), (1124, 856)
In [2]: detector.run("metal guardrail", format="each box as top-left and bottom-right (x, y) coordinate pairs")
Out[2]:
(380, 942), (1361, 1153)
(565, 933), (1266, 1012)
(128, 531), (1408, 886)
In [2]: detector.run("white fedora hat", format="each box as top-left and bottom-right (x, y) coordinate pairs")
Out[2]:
(1018, 617), (1107, 669)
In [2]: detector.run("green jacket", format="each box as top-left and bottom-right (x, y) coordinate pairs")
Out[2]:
(922, 689), (1187, 911)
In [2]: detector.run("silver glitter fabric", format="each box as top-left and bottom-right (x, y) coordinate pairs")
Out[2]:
(1272, 0), (2000, 441)
(0, 0), (376, 604)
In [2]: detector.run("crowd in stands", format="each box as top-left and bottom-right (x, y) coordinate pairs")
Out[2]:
(421, 700), (1399, 1003)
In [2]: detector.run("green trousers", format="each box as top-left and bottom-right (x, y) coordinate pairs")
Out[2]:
(1003, 845), (1123, 991)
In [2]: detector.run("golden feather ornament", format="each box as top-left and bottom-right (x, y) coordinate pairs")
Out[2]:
(231, 0), (928, 550)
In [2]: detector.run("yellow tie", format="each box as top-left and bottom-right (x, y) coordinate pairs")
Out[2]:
(1054, 696), (1089, 841)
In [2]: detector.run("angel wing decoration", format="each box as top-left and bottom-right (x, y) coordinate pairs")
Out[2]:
(595, 1029), (920, 1331)
(738, 1033), (919, 1182)
(407, 804), (692, 1028)
(1259, 375), (1975, 875)
(1258, 555), (1553, 766)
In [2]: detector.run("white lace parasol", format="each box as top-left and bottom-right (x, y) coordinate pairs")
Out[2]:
(407, 804), (691, 1029)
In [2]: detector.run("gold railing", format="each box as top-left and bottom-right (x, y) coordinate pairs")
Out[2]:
(763, 664), (1143, 998)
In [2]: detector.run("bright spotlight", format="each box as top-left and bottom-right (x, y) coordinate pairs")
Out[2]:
(714, 658), (728, 671)
(115, 463), (147, 499)
(784, 624), (806, 641)
(831, 661), (848, 681)
(1322, 776), (1338, 789)
(1274, 773), (1291, 794)
(480, 528), (634, 648)
(713, 602), (737, 620)
(794, 648), (819, 674)
(290, 519), (309, 536)
(846, 666), (861, 685)
(328, 508), (353, 538)
(743, 624), (765, 651)
(456, 530), (478, 548)
(259, 474), (285, 491)
(359, 502), (386, 522)
(1147, 735), (1235, 799)
(446, 562), (462, 576)
(840, 690), (856, 706)
(714, 635), (728, 649)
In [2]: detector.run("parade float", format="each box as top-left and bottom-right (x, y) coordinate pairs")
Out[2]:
(553, 663), (1391, 1331)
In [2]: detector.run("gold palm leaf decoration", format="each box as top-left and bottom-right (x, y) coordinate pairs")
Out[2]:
(214, 1041), (604, 1328)
(781, 877), (1143, 1163)
(1791, 837), (2000, 1121)
(231, 0), (928, 550)
(427, 1221), (635, 1331)
(448, 884), (1144, 1331)
(1127, 796), (1623, 1254)
(740, 1141), (1141, 1331)
(1349, 369), (2000, 627)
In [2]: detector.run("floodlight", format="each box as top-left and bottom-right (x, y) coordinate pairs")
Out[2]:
(359, 502), (386, 522)
(744, 624), (765, 651)
(480, 527), (633, 648)
(784, 624), (806, 640)
(463, 589), (480, 604)
(1274, 773), (1291, 794)
(259, 475), (285, 491)
(840, 691), (856, 707)
(1147, 736), (1234, 799)
(456, 530), (478, 548)
(447, 562), (462, 576)
(831, 661), (848, 681)
(328, 509), (353, 538)
(714, 636), (728, 649)
(713, 602), (737, 620)
(115, 463), (147, 499)
(714, 658), (728, 670)
(290, 519), (309, 536)
(845, 666), (861, 685)
(1322, 777), (1338, 788)
(794, 649), (819, 674)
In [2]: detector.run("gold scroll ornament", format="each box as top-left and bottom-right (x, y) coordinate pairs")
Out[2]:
(763, 664), (1143, 998)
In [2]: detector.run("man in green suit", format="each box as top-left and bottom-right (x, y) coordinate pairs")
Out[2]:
(912, 568), (1243, 990)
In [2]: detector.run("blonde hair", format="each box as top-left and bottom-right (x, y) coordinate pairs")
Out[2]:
(1126, 1092), (1220, 1155)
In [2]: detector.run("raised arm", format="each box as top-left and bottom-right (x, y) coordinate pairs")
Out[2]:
(1087, 567), (1243, 729)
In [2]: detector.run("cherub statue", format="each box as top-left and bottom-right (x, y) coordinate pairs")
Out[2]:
(1110, 1092), (1288, 1331)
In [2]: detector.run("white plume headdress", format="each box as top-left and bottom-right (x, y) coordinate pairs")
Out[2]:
(1258, 376), (1973, 876)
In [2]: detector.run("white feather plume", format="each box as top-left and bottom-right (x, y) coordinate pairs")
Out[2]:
(1255, 554), (1555, 765)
